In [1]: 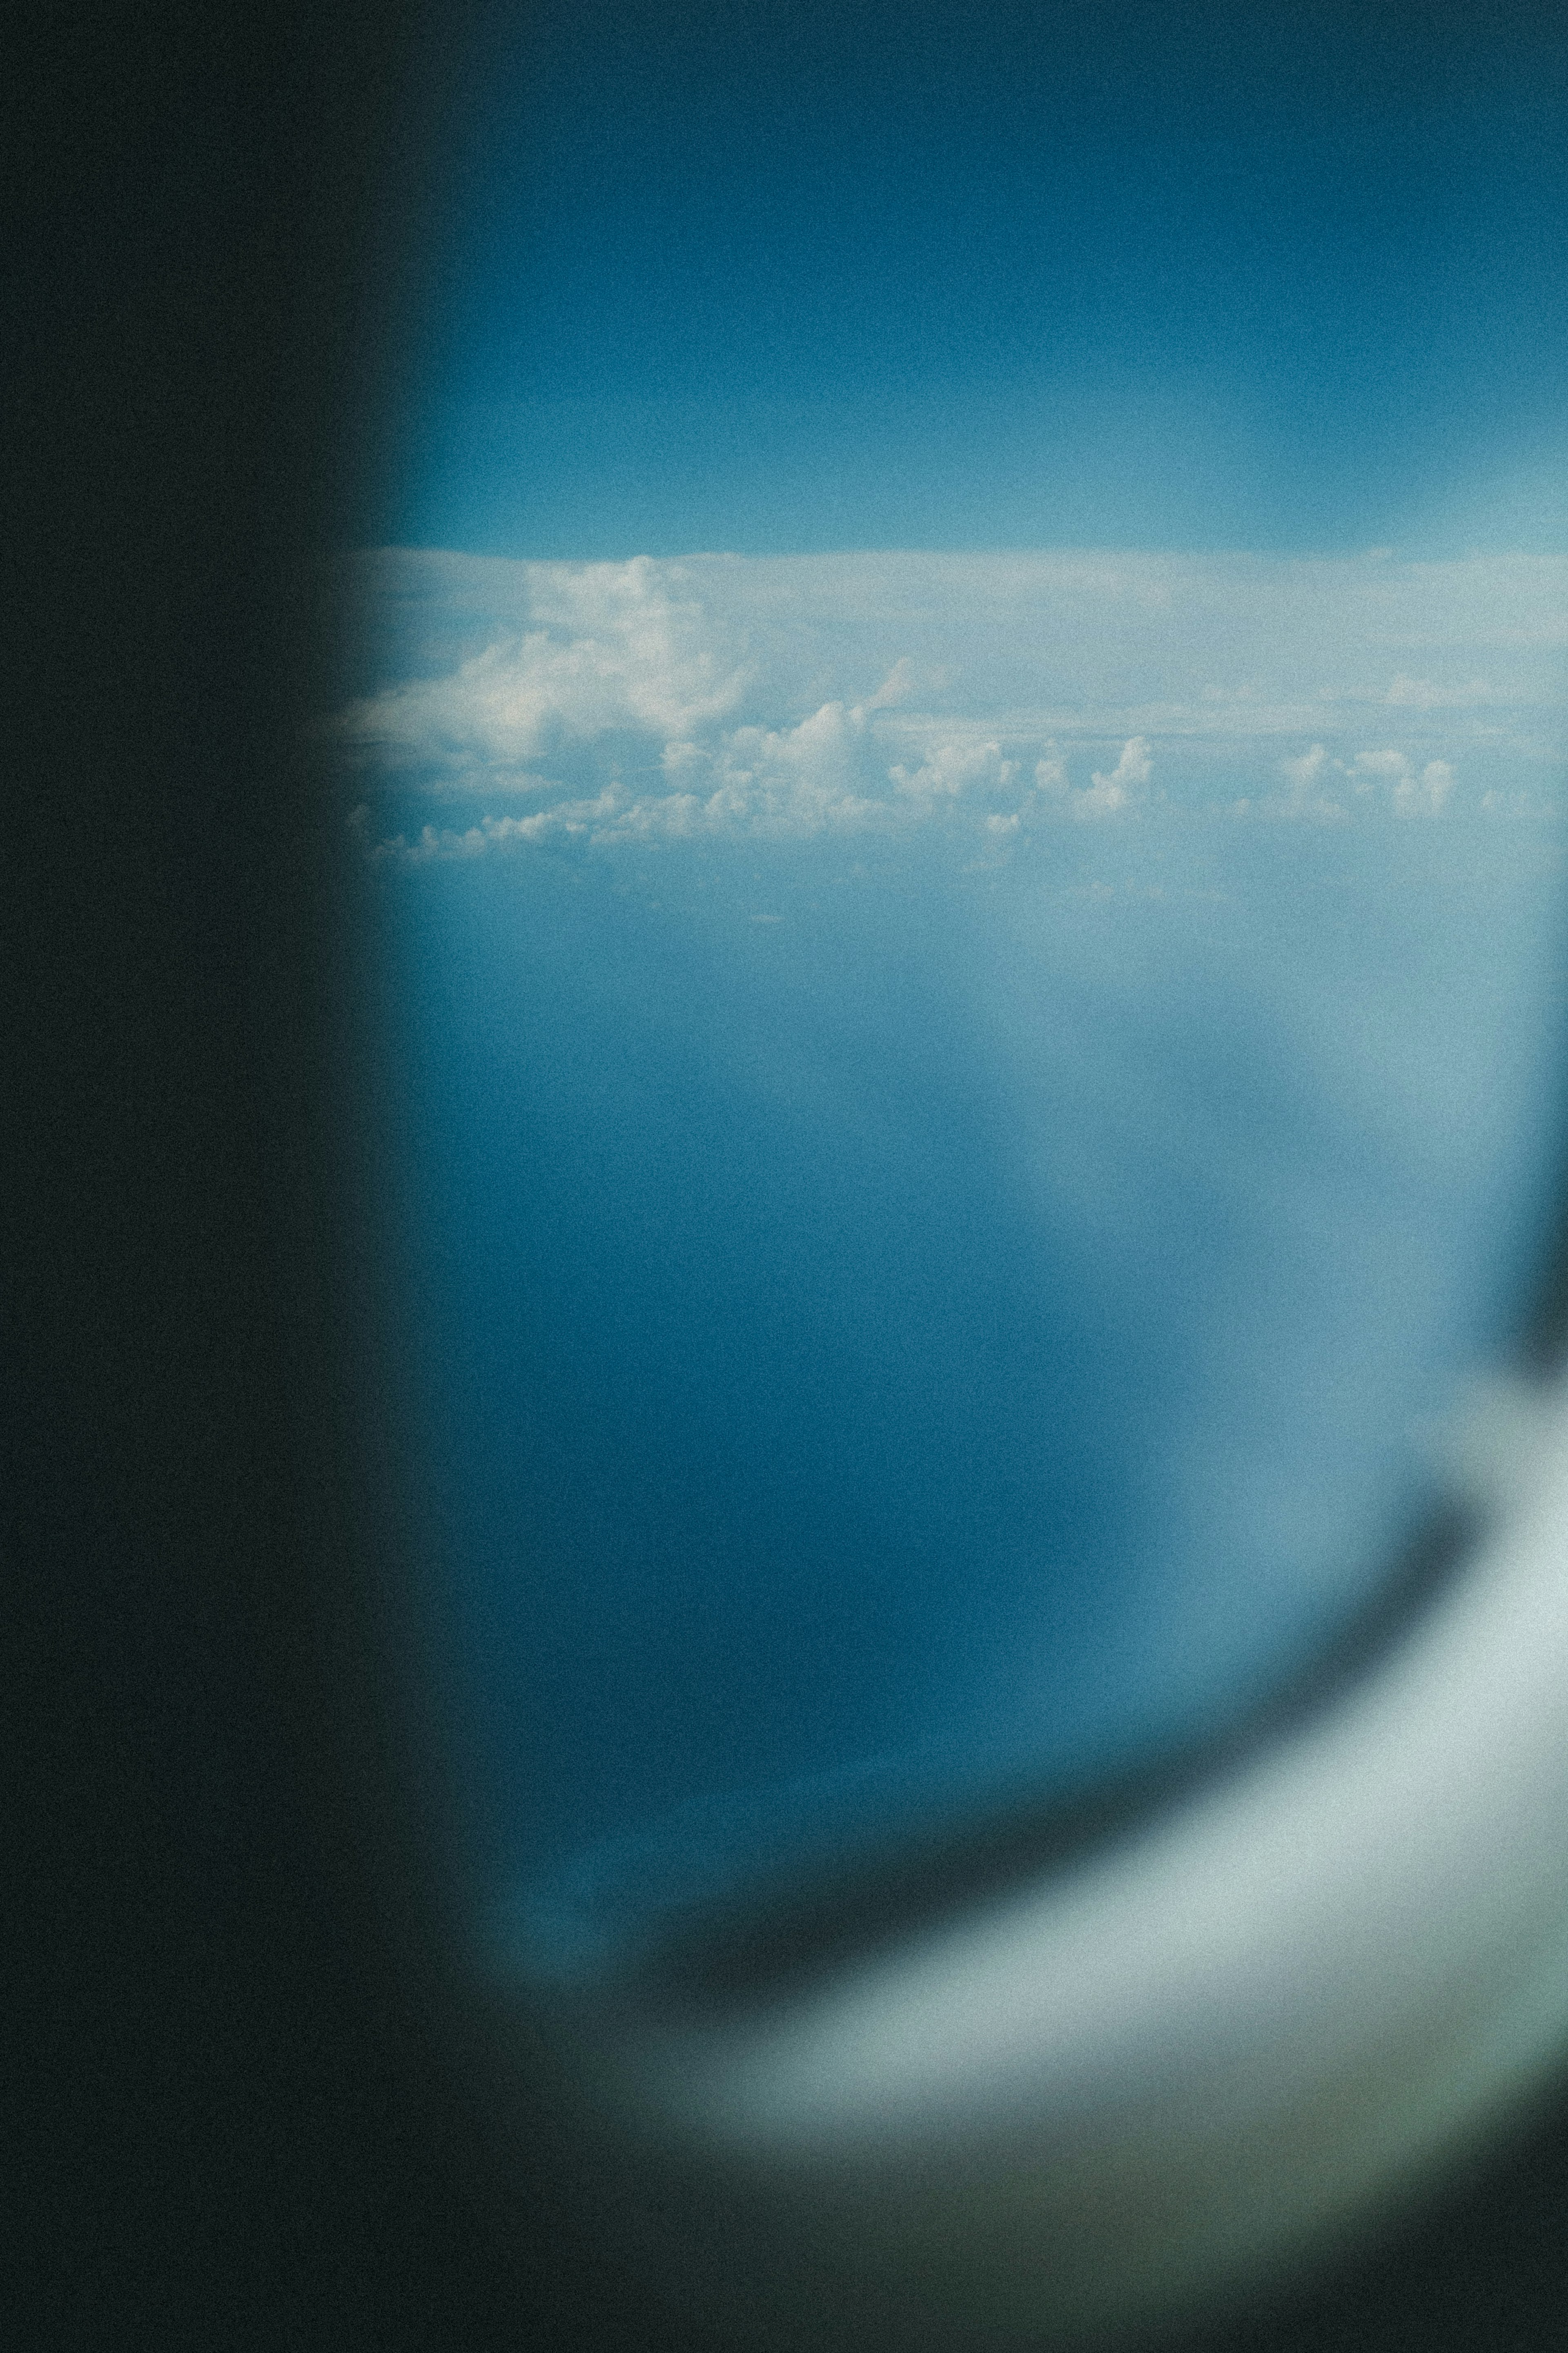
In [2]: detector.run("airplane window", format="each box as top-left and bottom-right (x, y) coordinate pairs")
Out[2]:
(331, 1), (1568, 2336)
(346, 542), (1568, 1985)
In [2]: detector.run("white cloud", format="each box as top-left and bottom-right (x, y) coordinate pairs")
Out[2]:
(1281, 744), (1332, 792)
(889, 736), (1019, 804)
(1272, 743), (1348, 823)
(677, 701), (898, 838)
(363, 788), (634, 864)
(1075, 736), (1152, 819)
(1341, 748), (1448, 815)
(1267, 743), (1454, 821)
(1396, 761), (1455, 817)
(335, 554), (752, 783)
(338, 547), (1567, 856)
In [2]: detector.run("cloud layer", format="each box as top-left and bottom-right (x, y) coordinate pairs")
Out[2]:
(336, 548), (1568, 862)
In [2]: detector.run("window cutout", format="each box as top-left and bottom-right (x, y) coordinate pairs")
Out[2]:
(342, 3), (1568, 1981)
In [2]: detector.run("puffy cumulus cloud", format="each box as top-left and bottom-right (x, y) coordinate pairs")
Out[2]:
(663, 700), (901, 838)
(351, 790), (631, 864)
(1279, 743), (1338, 796)
(1076, 736), (1153, 819)
(1281, 745), (1330, 790)
(1348, 748), (1454, 815)
(362, 703), (914, 860)
(356, 723), (1078, 863)
(1271, 743), (1349, 823)
(888, 736), (1020, 805)
(334, 555), (753, 788)
(1265, 743), (1456, 821)
(1399, 761), (1455, 816)
(339, 546), (1567, 857)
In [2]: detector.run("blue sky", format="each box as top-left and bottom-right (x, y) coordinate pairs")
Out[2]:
(387, 0), (1568, 559)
